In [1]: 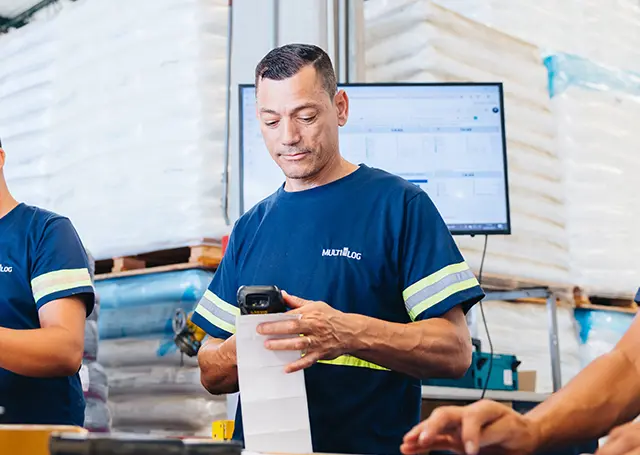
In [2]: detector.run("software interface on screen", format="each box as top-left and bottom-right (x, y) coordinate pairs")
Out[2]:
(240, 83), (510, 234)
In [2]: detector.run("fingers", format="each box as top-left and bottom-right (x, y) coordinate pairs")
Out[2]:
(404, 406), (463, 447)
(257, 319), (301, 336)
(285, 350), (321, 373)
(401, 434), (464, 455)
(265, 335), (311, 351)
(282, 290), (309, 309)
(597, 423), (640, 455)
(402, 401), (514, 455)
(461, 400), (511, 454)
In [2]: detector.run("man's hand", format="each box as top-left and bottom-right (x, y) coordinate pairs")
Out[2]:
(256, 291), (351, 373)
(596, 421), (640, 455)
(401, 400), (541, 455)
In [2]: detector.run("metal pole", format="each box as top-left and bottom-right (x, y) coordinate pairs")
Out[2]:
(222, 0), (234, 226)
(547, 291), (562, 391)
(271, 0), (279, 49)
(326, 0), (339, 78)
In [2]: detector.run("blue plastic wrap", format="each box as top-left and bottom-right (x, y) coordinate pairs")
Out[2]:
(94, 269), (215, 339)
(544, 53), (640, 99)
(574, 308), (636, 368)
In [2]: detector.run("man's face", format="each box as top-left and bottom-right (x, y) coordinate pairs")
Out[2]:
(0, 148), (4, 172)
(256, 65), (348, 181)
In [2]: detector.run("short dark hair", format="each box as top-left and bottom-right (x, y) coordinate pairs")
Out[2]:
(255, 43), (337, 99)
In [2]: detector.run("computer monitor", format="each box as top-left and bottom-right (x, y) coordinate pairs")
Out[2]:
(238, 82), (511, 236)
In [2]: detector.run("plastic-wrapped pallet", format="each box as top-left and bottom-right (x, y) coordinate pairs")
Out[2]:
(364, 0), (570, 286)
(94, 269), (215, 340)
(544, 53), (640, 297)
(472, 300), (582, 393)
(1, 0), (231, 260)
(82, 249), (112, 432)
(573, 307), (635, 368)
(94, 268), (224, 435)
(430, 0), (640, 74)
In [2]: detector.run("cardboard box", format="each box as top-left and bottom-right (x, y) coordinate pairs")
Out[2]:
(518, 370), (537, 392)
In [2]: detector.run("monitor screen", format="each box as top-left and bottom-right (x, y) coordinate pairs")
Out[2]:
(239, 82), (510, 235)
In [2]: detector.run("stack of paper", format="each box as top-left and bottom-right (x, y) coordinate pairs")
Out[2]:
(236, 313), (313, 454)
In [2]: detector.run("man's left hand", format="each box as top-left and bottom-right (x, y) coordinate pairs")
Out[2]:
(597, 422), (640, 455)
(256, 291), (352, 373)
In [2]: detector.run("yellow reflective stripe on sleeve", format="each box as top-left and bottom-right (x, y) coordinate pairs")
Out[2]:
(31, 268), (93, 303)
(402, 262), (470, 301)
(194, 290), (239, 334)
(317, 354), (389, 371)
(205, 290), (240, 317)
(195, 305), (236, 335)
(408, 278), (479, 320)
(403, 261), (480, 320)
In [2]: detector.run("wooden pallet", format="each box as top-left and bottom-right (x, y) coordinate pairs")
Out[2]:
(95, 242), (223, 280)
(573, 286), (638, 312)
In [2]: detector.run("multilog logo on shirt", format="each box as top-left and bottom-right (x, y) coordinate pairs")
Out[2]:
(322, 247), (362, 261)
(0, 264), (13, 273)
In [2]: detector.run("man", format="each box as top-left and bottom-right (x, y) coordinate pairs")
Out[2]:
(192, 43), (485, 455)
(401, 289), (640, 455)
(0, 139), (95, 425)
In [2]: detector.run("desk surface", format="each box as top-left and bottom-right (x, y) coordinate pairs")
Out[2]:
(422, 385), (548, 403)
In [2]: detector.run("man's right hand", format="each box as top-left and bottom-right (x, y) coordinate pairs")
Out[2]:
(401, 400), (542, 455)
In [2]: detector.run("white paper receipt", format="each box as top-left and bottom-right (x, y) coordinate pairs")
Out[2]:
(235, 313), (313, 454)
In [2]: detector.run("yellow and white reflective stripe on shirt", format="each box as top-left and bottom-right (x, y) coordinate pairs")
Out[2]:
(31, 268), (93, 303)
(318, 354), (389, 371)
(403, 262), (479, 320)
(194, 290), (240, 334)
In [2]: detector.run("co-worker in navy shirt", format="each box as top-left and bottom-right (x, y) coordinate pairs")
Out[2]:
(0, 140), (95, 425)
(193, 44), (485, 455)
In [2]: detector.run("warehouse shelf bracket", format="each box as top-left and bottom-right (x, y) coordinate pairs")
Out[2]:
(483, 287), (562, 392)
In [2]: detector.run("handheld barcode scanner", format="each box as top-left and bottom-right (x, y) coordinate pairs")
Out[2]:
(237, 285), (286, 315)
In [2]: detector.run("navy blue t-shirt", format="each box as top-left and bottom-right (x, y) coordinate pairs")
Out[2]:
(0, 203), (95, 425)
(192, 165), (485, 455)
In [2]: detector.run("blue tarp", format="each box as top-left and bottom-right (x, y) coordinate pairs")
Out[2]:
(544, 52), (640, 98)
(94, 269), (215, 339)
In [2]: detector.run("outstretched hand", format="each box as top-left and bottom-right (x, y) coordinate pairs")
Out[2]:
(401, 400), (541, 455)
(256, 291), (351, 373)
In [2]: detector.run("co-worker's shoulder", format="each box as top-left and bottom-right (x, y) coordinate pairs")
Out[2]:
(16, 203), (81, 245)
(20, 203), (73, 230)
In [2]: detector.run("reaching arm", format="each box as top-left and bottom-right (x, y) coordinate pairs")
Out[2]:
(197, 335), (239, 394)
(525, 314), (640, 451)
(345, 305), (472, 378)
(0, 297), (86, 377)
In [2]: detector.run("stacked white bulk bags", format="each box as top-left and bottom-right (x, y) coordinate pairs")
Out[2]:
(432, 0), (640, 74)
(0, 12), (57, 208)
(545, 53), (640, 297)
(1, 0), (231, 260)
(364, 0), (570, 286)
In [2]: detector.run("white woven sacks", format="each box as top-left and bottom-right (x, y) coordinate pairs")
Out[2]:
(1, 0), (231, 260)
(433, 0), (640, 74)
(546, 53), (640, 297)
(364, 1), (570, 285)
